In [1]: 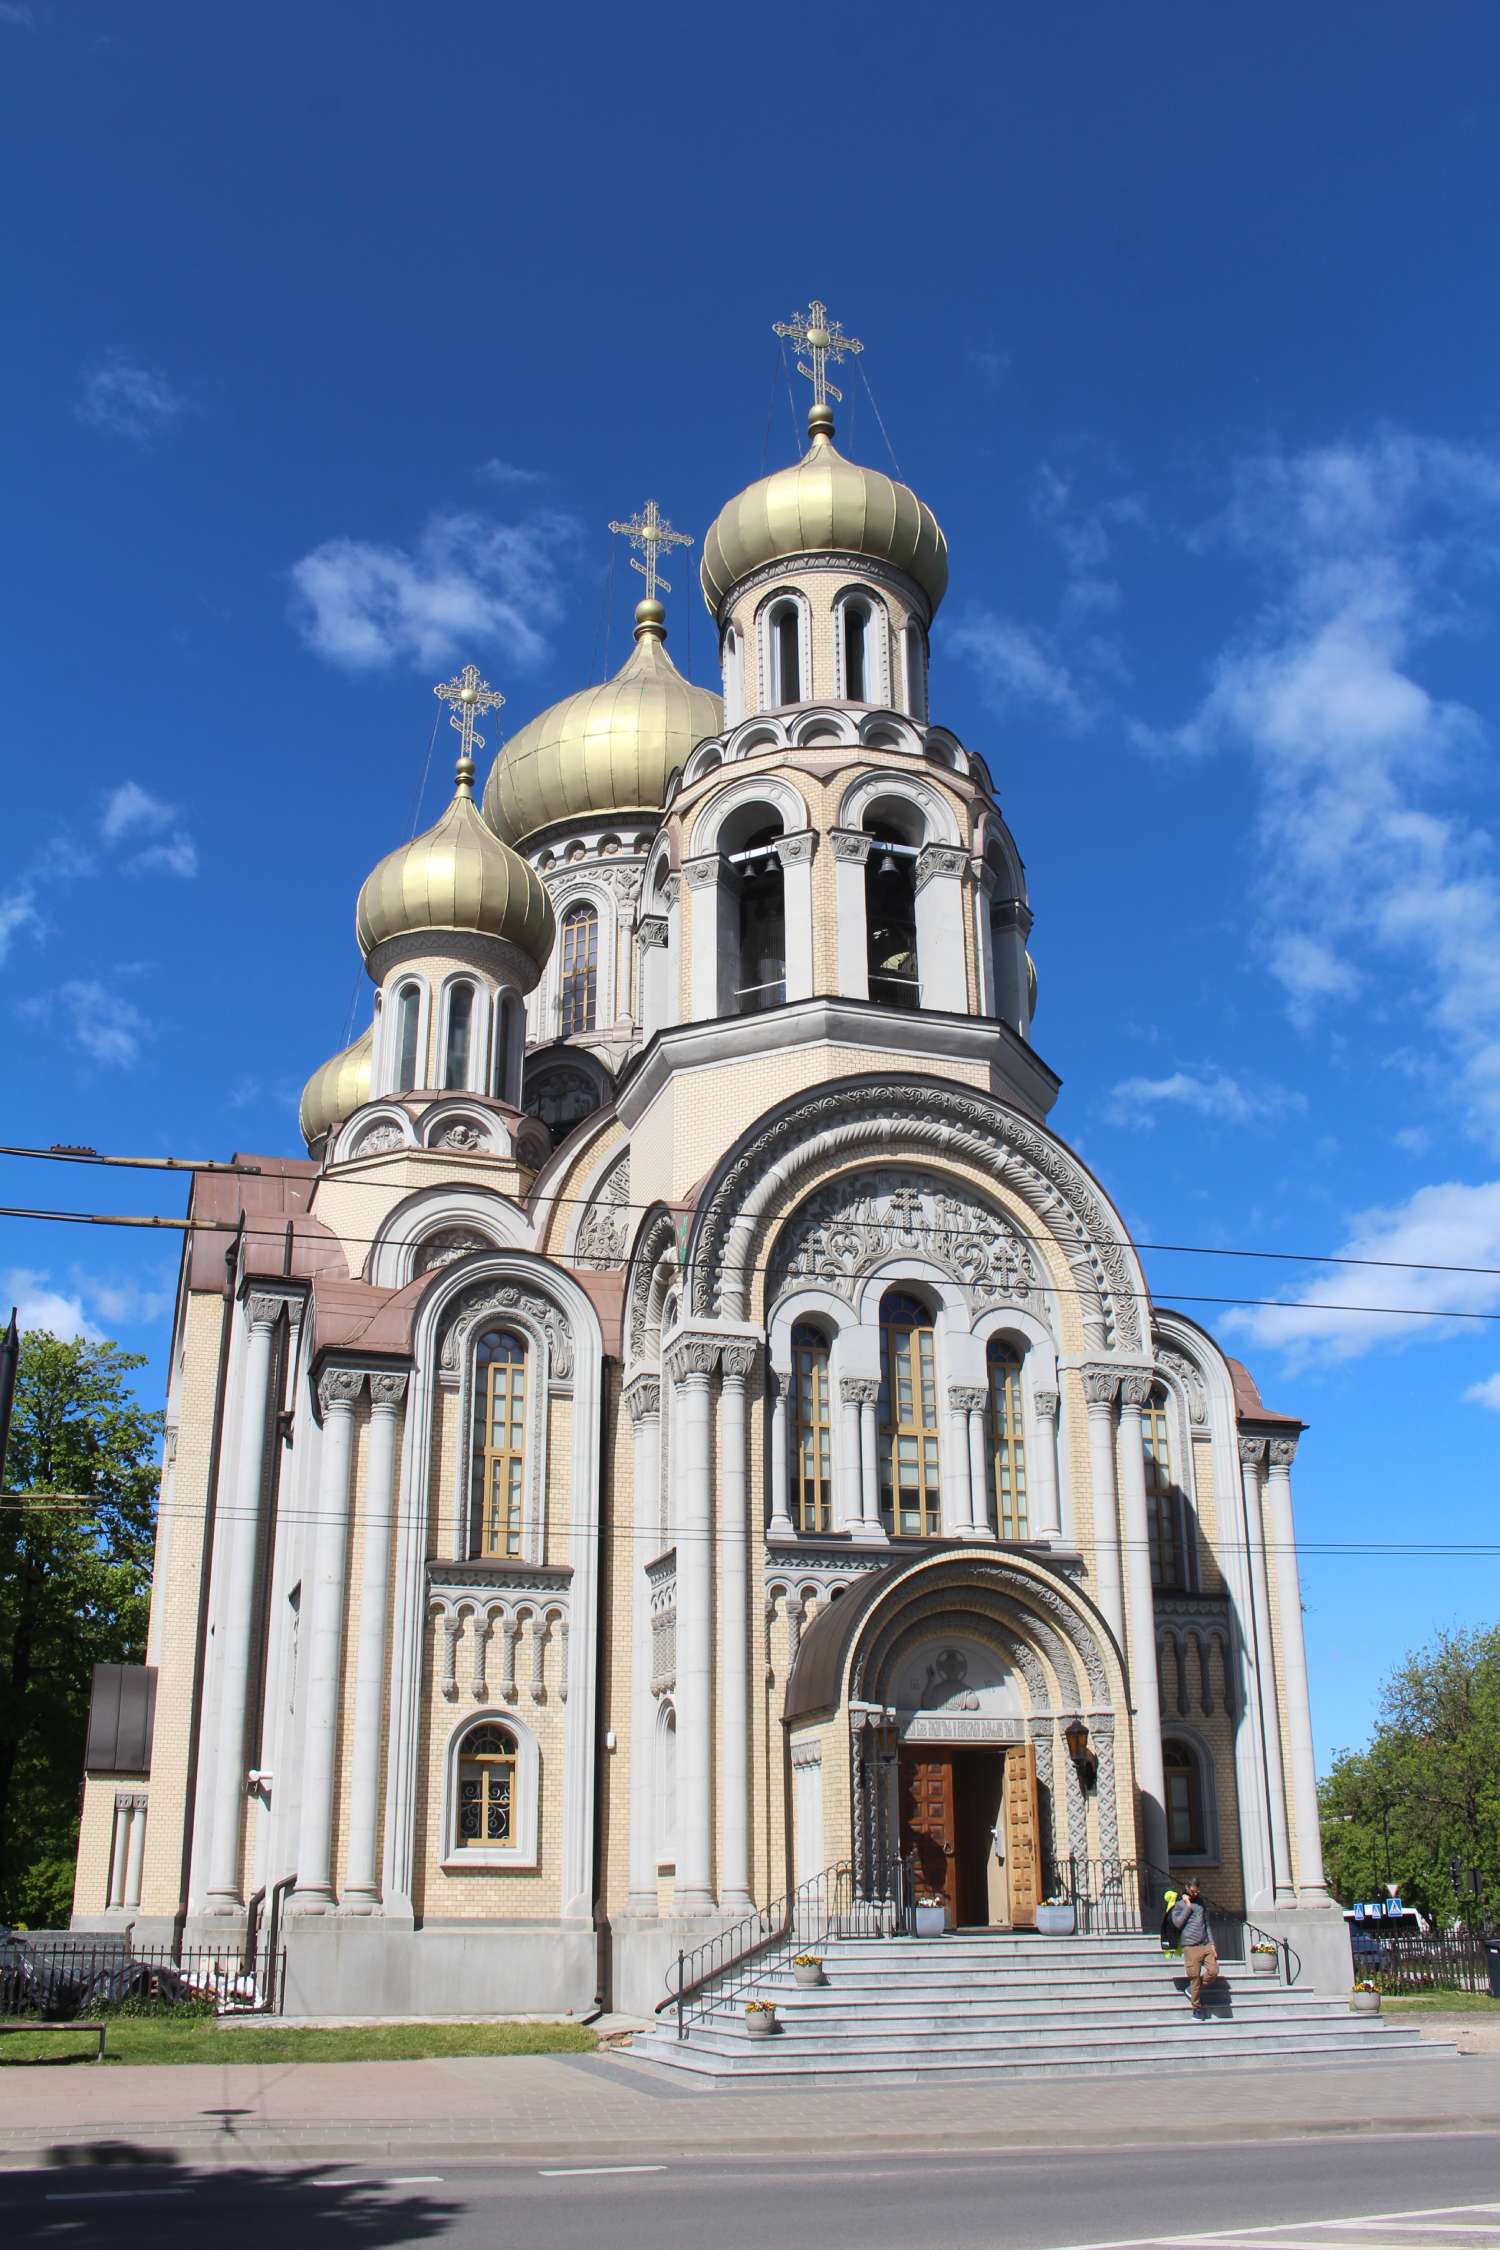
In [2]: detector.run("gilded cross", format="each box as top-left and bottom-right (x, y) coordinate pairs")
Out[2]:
(607, 500), (693, 603)
(434, 664), (505, 765)
(773, 298), (864, 407)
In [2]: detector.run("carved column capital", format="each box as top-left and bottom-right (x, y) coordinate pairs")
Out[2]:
(317, 1367), (366, 1416)
(369, 1370), (410, 1413)
(681, 854), (722, 890)
(948, 1384), (987, 1413)
(637, 915), (668, 950)
(663, 873), (682, 907)
(719, 1339), (759, 1385)
(1238, 1434), (1268, 1469)
(1079, 1365), (1121, 1410)
(839, 1376), (880, 1405)
(830, 828), (872, 865)
(623, 1373), (662, 1424)
(1117, 1370), (1155, 1413)
(774, 829), (818, 868)
(246, 1293), (288, 1333)
(1268, 1436), (1299, 1471)
(914, 842), (967, 890)
(1032, 1388), (1060, 1423)
(664, 1332), (722, 1384)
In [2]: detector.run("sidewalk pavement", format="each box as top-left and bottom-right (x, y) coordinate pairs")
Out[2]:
(2, 2040), (1497, 2171)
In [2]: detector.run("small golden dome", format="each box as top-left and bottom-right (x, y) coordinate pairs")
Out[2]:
(483, 604), (722, 845)
(700, 403), (948, 618)
(356, 757), (554, 967)
(299, 1024), (372, 1149)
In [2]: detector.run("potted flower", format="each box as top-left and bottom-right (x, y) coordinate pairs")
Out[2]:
(914, 1894), (947, 1938)
(1250, 1942), (1279, 1978)
(744, 1998), (779, 2038)
(1349, 1980), (1382, 2017)
(1035, 1896), (1077, 1936)
(791, 1954), (825, 1988)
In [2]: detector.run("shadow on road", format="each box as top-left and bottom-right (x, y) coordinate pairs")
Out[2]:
(8, 2143), (458, 2247)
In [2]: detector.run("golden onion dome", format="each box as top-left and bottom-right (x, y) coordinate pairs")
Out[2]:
(482, 601), (722, 845)
(299, 1024), (372, 1150)
(356, 756), (554, 968)
(700, 402), (948, 618)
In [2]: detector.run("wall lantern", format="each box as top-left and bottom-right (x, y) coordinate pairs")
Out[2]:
(1063, 1716), (1097, 1791)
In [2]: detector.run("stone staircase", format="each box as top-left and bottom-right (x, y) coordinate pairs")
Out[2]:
(629, 1930), (1454, 2083)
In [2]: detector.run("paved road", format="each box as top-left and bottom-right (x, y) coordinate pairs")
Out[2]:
(7, 2128), (1500, 2250)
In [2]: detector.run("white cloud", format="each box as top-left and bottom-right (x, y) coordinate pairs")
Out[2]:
(0, 884), (41, 964)
(945, 614), (1092, 728)
(1463, 1372), (1500, 1410)
(0, 4), (36, 24)
(478, 457), (545, 489)
(76, 356), (189, 446)
(1394, 1125), (1432, 1154)
(0, 1268), (102, 1344)
(1226, 1177), (1500, 1364)
(100, 782), (197, 878)
(290, 508), (578, 673)
(1107, 1066), (1305, 1130)
(73, 1271), (173, 1327)
(128, 834), (198, 879)
(20, 979), (153, 1067)
(1147, 431), (1500, 1146)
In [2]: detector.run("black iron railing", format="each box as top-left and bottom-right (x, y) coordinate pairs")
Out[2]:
(1042, 1856), (1301, 1982)
(662, 1852), (911, 2039)
(1376, 1931), (1492, 1994)
(0, 1937), (284, 2020)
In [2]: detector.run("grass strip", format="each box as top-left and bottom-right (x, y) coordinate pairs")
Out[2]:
(0, 2017), (598, 2066)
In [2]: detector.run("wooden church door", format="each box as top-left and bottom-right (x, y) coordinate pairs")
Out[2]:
(1002, 1739), (1041, 1930)
(899, 1750), (959, 1924)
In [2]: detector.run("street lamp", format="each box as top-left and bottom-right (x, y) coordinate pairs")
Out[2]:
(1063, 1717), (1097, 1792)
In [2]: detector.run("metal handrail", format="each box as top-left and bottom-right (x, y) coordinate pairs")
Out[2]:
(1044, 1854), (1304, 1984)
(661, 1853), (910, 2040)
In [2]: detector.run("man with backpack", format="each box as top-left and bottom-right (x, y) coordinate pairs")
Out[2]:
(1169, 1879), (1218, 2018)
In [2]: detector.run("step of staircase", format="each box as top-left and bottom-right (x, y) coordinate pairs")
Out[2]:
(630, 1930), (1454, 2085)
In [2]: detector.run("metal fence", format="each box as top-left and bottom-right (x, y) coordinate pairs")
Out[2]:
(0, 1938), (283, 2019)
(1374, 1932), (1493, 1994)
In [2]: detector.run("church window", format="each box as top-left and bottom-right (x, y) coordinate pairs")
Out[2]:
(843, 599), (870, 701)
(879, 1290), (941, 1537)
(559, 905), (599, 1038)
(864, 823), (921, 1009)
(723, 626), (743, 728)
(791, 1322), (833, 1534)
(492, 994), (512, 1102)
(524, 1060), (602, 1150)
(904, 624), (928, 721)
(986, 1340), (1029, 1540)
(456, 1722), (518, 1848)
(395, 984), (421, 1092)
(729, 822), (785, 1014)
(443, 982), (474, 1090)
(1164, 1739), (1206, 1857)
(1144, 1384), (1190, 1590)
(769, 600), (802, 705)
(471, 1329), (527, 1558)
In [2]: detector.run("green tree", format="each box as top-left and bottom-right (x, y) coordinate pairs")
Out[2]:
(0, 1331), (159, 1925)
(1320, 1624), (1500, 1932)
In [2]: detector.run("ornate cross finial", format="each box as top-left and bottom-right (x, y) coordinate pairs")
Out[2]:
(434, 664), (505, 770)
(607, 499), (693, 604)
(773, 298), (864, 408)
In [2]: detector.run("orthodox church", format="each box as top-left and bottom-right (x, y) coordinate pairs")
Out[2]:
(72, 307), (1342, 2018)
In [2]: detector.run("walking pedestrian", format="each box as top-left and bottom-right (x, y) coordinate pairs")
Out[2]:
(1169, 1879), (1218, 2017)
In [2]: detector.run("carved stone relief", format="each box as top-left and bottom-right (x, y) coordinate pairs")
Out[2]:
(769, 1170), (1042, 1314)
(573, 1152), (630, 1271)
(439, 1279), (575, 1381)
(415, 1228), (493, 1276)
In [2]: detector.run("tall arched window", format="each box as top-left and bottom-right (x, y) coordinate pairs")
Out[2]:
(843, 599), (870, 701)
(986, 1340), (1029, 1540)
(395, 983), (421, 1092)
(723, 625), (743, 728)
(559, 904), (599, 1038)
(456, 1721), (518, 1849)
(1143, 1384), (1189, 1589)
(492, 994), (512, 1101)
(731, 823), (785, 1014)
(656, 1703), (677, 1867)
(879, 1291), (941, 1537)
(1164, 1739), (1206, 1856)
(769, 600), (801, 705)
(904, 625), (928, 720)
(865, 823), (921, 1009)
(791, 1322), (833, 1534)
(472, 1329), (527, 1557)
(444, 982), (474, 1090)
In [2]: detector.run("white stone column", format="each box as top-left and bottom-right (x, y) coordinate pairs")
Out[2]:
(293, 1368), (363, 1911)
(682, 855), (723, 1020)
(767, 1366), (794, 1540)
(204, 1292), (283, 1915)
(1264, 1436), (1330, 1904)
(342, 1371), (407, 1911)
(666, 1336), (717, 1912)
(664, 872), (682, 1027)
(831, 831), (871, 999)
(123, 1794), (147, 1911)
(989, 895), (1032, 1035)
(836, 1375), (864, 1535)
(841, 1377), (883, 1542)
(914, 845), (970, 1012)
(1080, 1367), (1126, 1647)
(718, 1342), (756, 1909)
(1116, 1372), (1169, 1876)
(950, 1385), (988, 1535)
(108, 1798), (129, 1910)
(1241, 1436), (1296, 1905)
(775, 831), (817, 1002)
(624, 1375), (662, 1914)
(1031, 1388), (1063, 1540)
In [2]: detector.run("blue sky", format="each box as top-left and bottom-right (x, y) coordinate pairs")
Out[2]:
(3, 1), (1498, 1767)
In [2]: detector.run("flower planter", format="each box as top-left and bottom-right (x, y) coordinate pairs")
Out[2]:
(1349, 1991), (1381, 2017)
(1250, 1950), (1279, 1977)
(744, 2009), (778, 2038)
(1035, 1903), (1077, 1936)
(792, 1963), (825, 1989)
(914, 1904), (947, 1939)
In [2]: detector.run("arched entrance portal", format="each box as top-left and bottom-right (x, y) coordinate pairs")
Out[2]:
(784, 1552), (1130, 1930)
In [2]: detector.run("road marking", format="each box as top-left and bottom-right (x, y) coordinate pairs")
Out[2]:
(45, 2189), (190, 2204)
(386, 2176), (445, 2185)
(538, 2164), (668, 2177)
(1045, 2206), (1500, 2250)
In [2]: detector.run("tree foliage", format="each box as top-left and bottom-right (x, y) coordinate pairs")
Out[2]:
(0, 1331), (160, 1925)
(1319, 1624), (1500, 1931)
